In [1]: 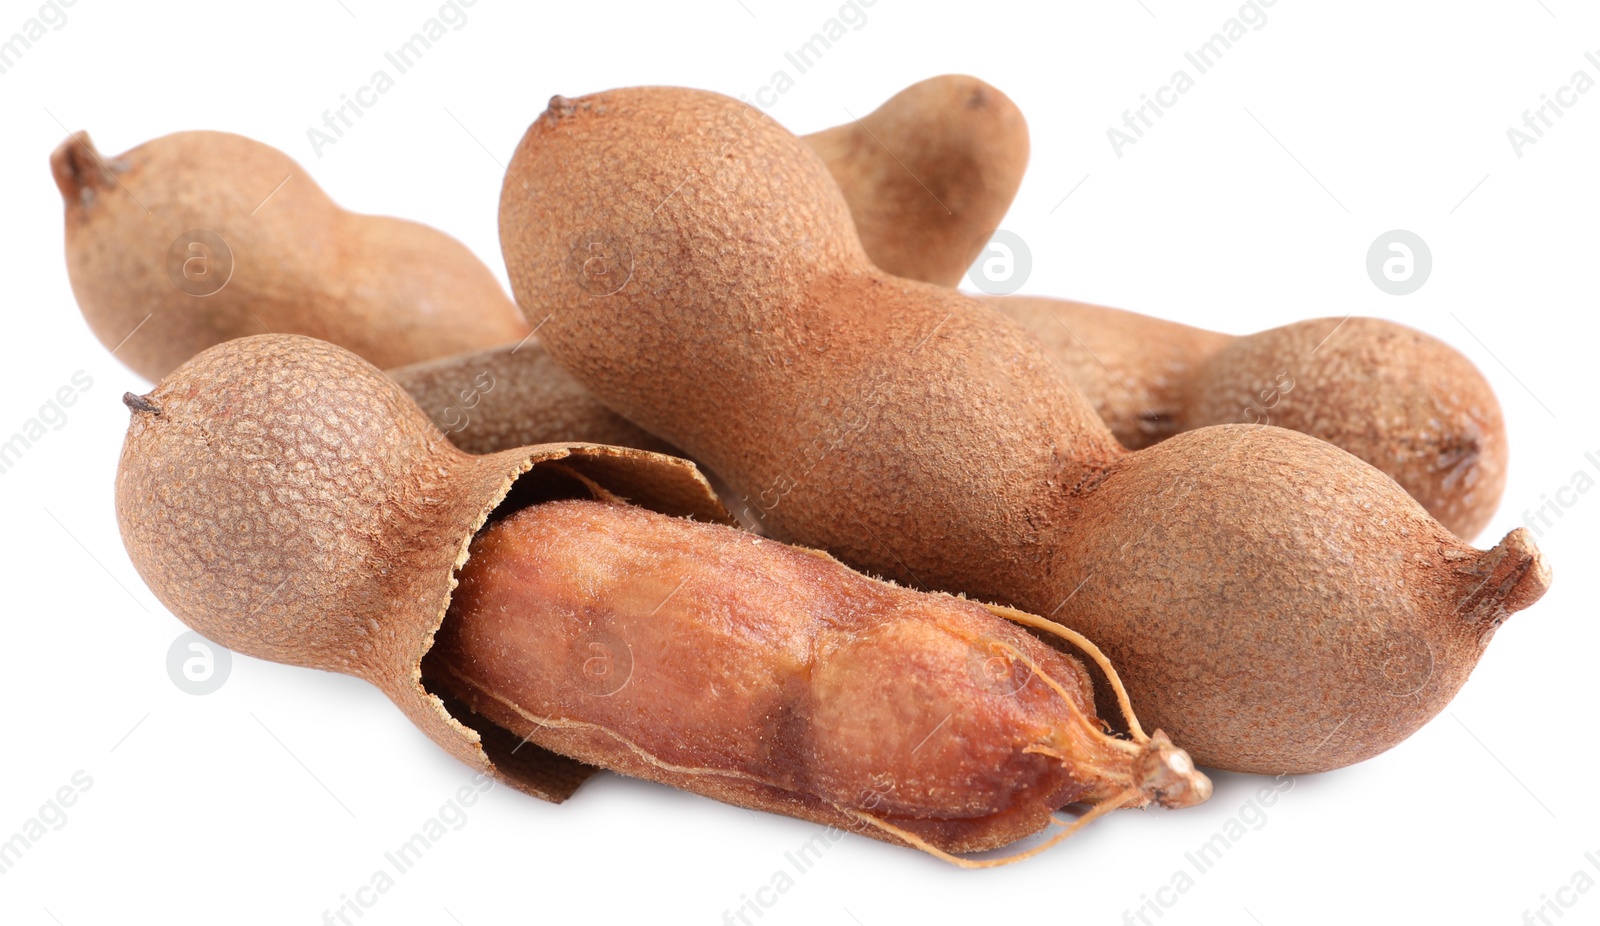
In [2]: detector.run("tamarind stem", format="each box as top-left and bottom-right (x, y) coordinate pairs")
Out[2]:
(50, 131), (118, 208)
(122, 392), (160, 415)
(1452, 527), (1551, 623)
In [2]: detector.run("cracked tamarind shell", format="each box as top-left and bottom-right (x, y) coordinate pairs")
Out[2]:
(806, 74), (1029, 286)
(498, 85), (1552, 774)
(384, 346), (785, 534)
(114, 333), (728, 802)
(991, 297), (1507, 538)
(54, 130), (531, 381)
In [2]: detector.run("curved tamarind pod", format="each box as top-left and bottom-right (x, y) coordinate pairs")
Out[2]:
(807, 74), (1029, 286)
(499, 86), (1551, 774)
(387, 73), (1029, 459)
(115, 333), (1207, 864)
(389, 342), (675, 457)
(56, 79), (1020, 383)
(116, 334), (724, 804)
(54, 130), (530, 380)
(992, 297), (1507, 538)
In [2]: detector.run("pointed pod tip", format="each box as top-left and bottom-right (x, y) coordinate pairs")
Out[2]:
(1137, 730), (1212, 810)
(51, 130), (106, 203)
(1497, 527), (1548, 617)
(1496, 526), (1552, 614)
(545, 95), (578, 120)
(1453, 527), (1551, 626)
(123, 391), (160, 415)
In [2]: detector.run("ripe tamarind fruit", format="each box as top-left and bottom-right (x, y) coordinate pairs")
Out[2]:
(58, 80), (1016, 384)
(115, 333), (1209, 863)
(53, 130), (531, 381)
(384, 346), (783, 528)
(388, 342), (674, 457)
(394, 74), (1027, 455)
(498, 86), (1551, 774)
(991, 297), (1507, 538)
(430, 498), (1210, 861)
(807, 74), (1028, 286)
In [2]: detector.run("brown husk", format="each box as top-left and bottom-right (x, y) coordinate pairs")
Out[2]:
(115, 334), (728, 801)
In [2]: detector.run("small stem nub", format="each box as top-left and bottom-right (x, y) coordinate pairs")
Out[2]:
(546, 95), (578, 120)
(51, 131), (115, 205)
(1133, 730), (1213, 809)
(123, 392), (160, 415)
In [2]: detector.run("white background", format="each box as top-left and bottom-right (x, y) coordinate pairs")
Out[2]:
(2, 2), (1596, 924)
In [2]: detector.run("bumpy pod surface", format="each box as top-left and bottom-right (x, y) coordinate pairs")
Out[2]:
(55, 131), (530, 380)
(499, 86), (1550, 773)
(115, 334), (725, 802)
(116, 333), (1206, 861)
(994, 297), (1507, 538)
(807, 74), (1029, 286)
(388, 342), (675, 457)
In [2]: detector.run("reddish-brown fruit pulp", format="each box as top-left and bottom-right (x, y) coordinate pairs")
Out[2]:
(426, 499), (1210, 860)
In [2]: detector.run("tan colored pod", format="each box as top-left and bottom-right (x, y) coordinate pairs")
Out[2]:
(115, 333), (727, 803)
(993, 297), (1507, 538)
(1050, 424), (1546, 773)
(807, 74), (1029, 286)
(54, 131), (531, 381)
(388, 341), (675, 457)
(498, 86), (1552, 774)
(397, 75), (1033, 462)
(57, 79), (1016, 387)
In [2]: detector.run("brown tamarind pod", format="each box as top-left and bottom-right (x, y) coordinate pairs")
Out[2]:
(388, 342), (675, 457)
(387, 344), (763, 533)
(114, 333), (1209, 864)
(56, 80), (1017, 386)
(388, 75), (1030, 456)
(992, 297), (1508, 538)
(54, 130), (531, 381)
(115, 334), (725, 804)
(498, 86), (1552, 774)
(807, 74), (1029, 286)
